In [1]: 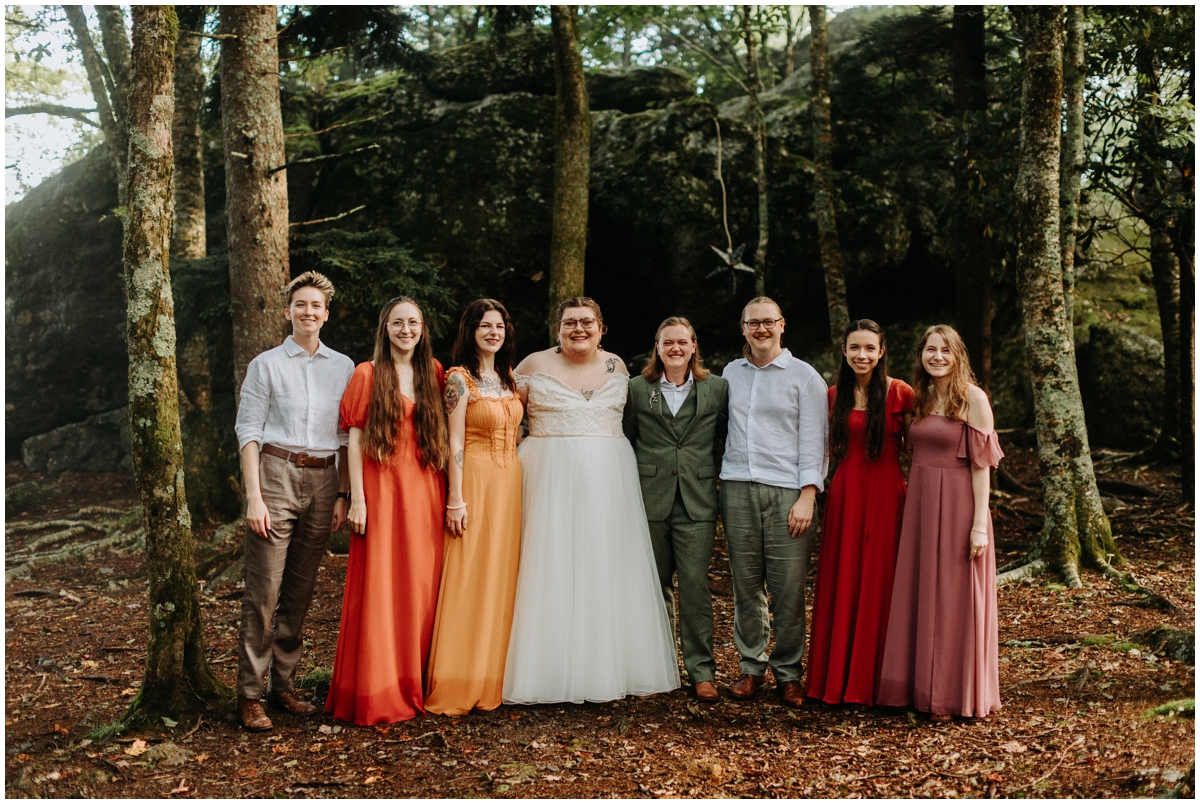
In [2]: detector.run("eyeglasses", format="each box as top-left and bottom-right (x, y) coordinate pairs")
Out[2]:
(560, 317), (598, 330)
(391, 319), (423, 332)
(744, 318), (782, 331)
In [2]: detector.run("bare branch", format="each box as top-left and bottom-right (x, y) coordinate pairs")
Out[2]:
(268, 142), (381, 174)
(289, 205), (367, 228)
(5, 103), (100, 127)
(656, 20), (748, 93)
(283, 110), (393, 139)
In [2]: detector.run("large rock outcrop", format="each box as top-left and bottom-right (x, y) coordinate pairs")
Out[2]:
(1076, 321), (1165, 449)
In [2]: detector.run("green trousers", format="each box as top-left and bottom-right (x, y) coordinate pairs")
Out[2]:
(647, 491), (717, 685)
(720, 479), (813, 683)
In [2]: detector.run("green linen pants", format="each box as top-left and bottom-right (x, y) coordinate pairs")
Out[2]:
(719, 479), (813, 683)
(647, 490), (717, 685)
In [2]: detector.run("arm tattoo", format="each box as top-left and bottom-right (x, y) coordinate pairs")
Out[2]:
(445, 373), (466, 415)
(605, 357), (617, 374)
(455, 449), (464, 469)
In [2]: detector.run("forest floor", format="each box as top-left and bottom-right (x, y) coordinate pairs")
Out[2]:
(4, 436), (1195, 799)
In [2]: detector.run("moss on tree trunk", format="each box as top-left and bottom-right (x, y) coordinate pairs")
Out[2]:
(1012, 6), (1121, 589)
(121, 4), (230, 728)
(742, 6), (768, 297)
(548, 6), (590, 343)
(809, 5), (850, 353)
(220, 6), (290, 392)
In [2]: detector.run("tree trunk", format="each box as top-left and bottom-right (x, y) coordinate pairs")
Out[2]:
(809, 5), (849, 350)
(952, 4), (992, 392)
(1012, 6), (1120, 589)
(172, 5), (207, 260)
(1169, 96), (1194, 502)
(63, 4), (128, 202)
(621, 14), (632, 68)
(783, 8), (800, 79)
(220, 6), (291, 395)
(426, 5), (437, 52)
(743, 6), (769, 297)
(547, 5), (590, 343)
(757, 7), (775, 90)
(121, 4), (230, 728)
(96, 6), (133, 134)
(1059, 5), (1085, 331)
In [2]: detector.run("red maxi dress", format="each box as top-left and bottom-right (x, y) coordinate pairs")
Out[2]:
(326, 361), (446, 724)
(806, 380), (914, 705)
(877, 414), (1004, 718)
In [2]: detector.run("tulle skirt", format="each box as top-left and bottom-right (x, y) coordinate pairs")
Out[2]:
(503, 435), (681, 704)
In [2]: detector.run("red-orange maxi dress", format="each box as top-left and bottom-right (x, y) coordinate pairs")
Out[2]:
(326, 361), (446, 724)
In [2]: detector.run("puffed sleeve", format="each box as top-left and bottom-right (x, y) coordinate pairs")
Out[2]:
(957, 423), (1005, 469)
(340, 362), (373, 431)
(891, 379), (915, 435)
(826, 385), (837, 418)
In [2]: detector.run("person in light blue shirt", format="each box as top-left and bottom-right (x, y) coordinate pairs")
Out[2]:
(720, 296), (829, 708)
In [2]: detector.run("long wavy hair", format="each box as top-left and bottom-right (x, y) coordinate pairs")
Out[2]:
(641, 316), (711, 382)
(450, 298), (516, 391)
(911, 324), (976, 423)
(363, 297), (449, 470)
(831, 319), (889, 462)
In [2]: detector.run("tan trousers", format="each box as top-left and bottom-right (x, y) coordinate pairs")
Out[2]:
(236, 452), (339, 699)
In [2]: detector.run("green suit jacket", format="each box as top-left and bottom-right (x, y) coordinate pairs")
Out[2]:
(623, 373), (729, 522)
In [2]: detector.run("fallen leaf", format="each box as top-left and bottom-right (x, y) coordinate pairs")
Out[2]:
(53, 723), (69, 735)
(283, 759), (298, 768)
(986, 772), (1004, 782)
(318, 724), (333, 735)
(543, 774), (562, 781)
(308, 744), (322, 753)
(125, 739), (148, 757)
(119, 687), (137, 697)
(170, 778), (189, 795)
(365, 776), (380, 784)
(193, 754), (209, 763)
(161, 716), (178, 728)
(998, 741), (1027, 754)
(236, 767), (258, 778)
(271, 744), (291, 754)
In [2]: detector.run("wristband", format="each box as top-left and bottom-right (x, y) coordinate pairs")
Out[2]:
(336, 491), (350, 500)
(446, 503), (467, 511)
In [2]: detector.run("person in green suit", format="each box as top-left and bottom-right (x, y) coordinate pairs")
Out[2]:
(623, 317), (729, 702)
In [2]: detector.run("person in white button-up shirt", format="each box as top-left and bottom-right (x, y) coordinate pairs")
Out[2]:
(231, 271), (355, 731)
(720, 297), (829, 708)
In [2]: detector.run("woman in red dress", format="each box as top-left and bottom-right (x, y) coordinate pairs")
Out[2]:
(877, 324), (1002, 720)
(807, 319), (913, 706)
(326, 296), (449, 724)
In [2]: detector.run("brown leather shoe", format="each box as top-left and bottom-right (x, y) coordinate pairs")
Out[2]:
(239, 697), (273, 731)
(694, 681), (719, 702)
(728, 674), (766, 700)
(778, 680), (804, 708)
(269, 689), (317, 716)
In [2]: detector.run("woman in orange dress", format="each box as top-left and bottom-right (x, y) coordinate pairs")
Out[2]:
(426, 299), (524, 715)
(326, 296), (448, 724)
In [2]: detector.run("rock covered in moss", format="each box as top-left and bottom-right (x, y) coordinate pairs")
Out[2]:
(587, 66), (695, 113)
(1075, 321), (1165, 449)
(21, 407), (131, 474)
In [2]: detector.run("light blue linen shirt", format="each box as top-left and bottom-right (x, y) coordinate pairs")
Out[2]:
(234, 336), (355, 457)
(720, 348), (829, 491)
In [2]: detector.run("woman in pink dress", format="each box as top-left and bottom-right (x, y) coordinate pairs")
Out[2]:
(877, 324), (1003, 720)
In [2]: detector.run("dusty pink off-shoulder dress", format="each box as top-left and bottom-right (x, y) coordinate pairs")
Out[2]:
(877, 414), (1004, 718)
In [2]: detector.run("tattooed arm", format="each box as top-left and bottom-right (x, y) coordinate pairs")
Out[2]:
(445, 371), (470, 538)
(603, 354), (629, 376)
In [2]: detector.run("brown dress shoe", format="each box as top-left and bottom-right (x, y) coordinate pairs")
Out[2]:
(694, 681), (719, 702)
(269, 690), (317, 716)
(778, 680), (804, 708)
(728, 674), (766, 700)
(239, 697), (273, 731)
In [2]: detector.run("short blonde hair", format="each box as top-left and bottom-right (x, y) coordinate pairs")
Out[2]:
(284, 271), (335, 305)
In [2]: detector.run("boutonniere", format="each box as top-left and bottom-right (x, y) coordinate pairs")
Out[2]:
(648, 390), (660, 411)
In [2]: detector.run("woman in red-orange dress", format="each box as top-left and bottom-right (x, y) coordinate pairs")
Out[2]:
(807, 320), (913, 706)
(326, 296), (448, 725)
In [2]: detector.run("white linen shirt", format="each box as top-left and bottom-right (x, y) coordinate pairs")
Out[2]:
(234, 336), (356, 457)
(659, 371), (694, 416)
(720, 348), (829, 491)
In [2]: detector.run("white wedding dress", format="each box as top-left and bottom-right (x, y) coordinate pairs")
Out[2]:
(502, 372), (681, 704)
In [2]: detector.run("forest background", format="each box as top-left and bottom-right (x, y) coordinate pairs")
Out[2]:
(2, 4), (1195, 798)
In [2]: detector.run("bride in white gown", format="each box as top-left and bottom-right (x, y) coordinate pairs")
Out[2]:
(503, 298), (680, 704)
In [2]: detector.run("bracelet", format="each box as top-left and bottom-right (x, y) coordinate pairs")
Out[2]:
(336, 491), (350, 501)
(446, 503), (467, 511)
(971, 527), (988, 534)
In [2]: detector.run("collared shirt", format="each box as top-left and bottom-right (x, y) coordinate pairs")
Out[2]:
(659, 371), (694, 416)
(720, 348), (829, 491)
(234, 336), (356, 457)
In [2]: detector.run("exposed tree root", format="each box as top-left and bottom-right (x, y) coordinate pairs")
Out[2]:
(997, 559), (1046, 587)
(5, 509), (144, 582)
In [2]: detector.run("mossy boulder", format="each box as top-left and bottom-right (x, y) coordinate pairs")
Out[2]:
(587, 66), (695, 113)
(1075, 321), (1165, 449)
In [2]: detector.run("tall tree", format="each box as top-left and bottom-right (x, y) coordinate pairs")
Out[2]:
(220, 6), (291, 393)
(809, 5), (850, 352)
(95, 6), (132, 131)
(547, 5), (590, 343)
(121, 3), (229, 727)
(63, 4), (128, 201)
(1010, 6), (1120, 588)
(1058, 5), (1085, 331)
(743, 5), (768, 297)
(951, 5), (992, 392)
(171, 5), (206, 260)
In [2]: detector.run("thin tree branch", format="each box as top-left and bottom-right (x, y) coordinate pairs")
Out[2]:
(283, 110), (393, 138)
(5, 104), (100, 127)
(268, 142), (381, 174)
(279, 44), (353, 62)
(289, 205), (366, 227)
(179, 30), (238, 40)
(657, 21), (748, 93)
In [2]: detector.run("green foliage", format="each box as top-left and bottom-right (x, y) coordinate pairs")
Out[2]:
(292, 228), (455, 362)
(297, 667), (332, 689)
(1143, 699), (1195, 718)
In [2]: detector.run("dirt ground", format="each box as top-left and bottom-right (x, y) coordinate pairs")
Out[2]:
(4, 438), (1195, 798)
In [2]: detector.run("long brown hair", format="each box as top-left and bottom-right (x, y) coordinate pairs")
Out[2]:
(641, 316), (711, 382)
(831, 319), (889, 462)
(364, 297), (449, 470)
(911, 324), (976, 422)
(450, 299), (516, 391)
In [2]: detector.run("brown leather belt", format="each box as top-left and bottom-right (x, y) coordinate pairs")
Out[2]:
(261, 443), (337, 468)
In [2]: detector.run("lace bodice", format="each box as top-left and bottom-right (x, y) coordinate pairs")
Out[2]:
(522, 372), (628, 437)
